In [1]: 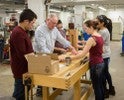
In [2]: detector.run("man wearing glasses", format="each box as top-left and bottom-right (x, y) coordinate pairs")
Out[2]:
(34, 13), (77, 54)
(34, 13), (77, 96)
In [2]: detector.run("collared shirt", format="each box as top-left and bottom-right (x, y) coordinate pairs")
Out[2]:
(34, 23), (70, 53)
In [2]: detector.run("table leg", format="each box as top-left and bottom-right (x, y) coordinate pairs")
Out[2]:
(42, 86), (49, 100)
(25, 85), (29, 100)
(73, 80), (81, 100)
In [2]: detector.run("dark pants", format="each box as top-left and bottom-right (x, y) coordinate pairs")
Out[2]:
(103, 57), (113, 90)
(90, 62), (105, 100)
(0, 41), (4, 62)
(12, 78), (25, 100)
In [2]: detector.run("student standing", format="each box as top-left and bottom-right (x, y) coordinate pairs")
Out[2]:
(59, 20), (105, 100)
(10, 9), (37, 100)
(96, 15), (115, 98)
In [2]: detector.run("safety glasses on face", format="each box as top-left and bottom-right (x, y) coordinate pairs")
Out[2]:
(49, 19), (57, 25)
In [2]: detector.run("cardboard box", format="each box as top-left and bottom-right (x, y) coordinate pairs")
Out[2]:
(26, 54), (59, 75)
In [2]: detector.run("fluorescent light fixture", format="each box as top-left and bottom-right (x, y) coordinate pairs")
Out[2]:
(15, 10), (22, 13)
(49, 9), (61, 13)
(91, 4), (95, 6)
(89, 11), (93, 13)
(98, 6), (106, 11)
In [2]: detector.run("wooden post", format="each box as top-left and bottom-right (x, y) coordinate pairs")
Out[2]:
(73, 80), (81, 100)
(42, 87), (49, 100)
(68, 29), (79, 51)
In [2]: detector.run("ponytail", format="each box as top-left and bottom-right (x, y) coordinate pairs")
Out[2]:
(106, 18), (112, 34)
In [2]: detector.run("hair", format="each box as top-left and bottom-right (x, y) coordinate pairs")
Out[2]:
(84, 20), (99, 30)
(106, 18), (112, 34)
(57, 19), (62, 25)
(97, 15), (112, 34)
(19, 9), (37, 23)
(47, 13), (58, 19)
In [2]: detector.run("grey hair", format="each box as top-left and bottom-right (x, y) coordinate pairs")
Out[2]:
(47, 13), (58, 19)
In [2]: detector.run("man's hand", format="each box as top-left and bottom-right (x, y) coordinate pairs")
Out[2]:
(58, 55), (66, 62)
(71, 47), (78, 55)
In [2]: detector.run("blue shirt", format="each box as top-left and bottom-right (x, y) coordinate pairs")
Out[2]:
(34, 23), (70, 53)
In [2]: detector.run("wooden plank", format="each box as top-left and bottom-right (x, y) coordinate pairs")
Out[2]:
(53, 59), (80, 77)
(42, 87), (49, 100)
(81, 84), (93, 100)
(68, 29), (79, 50)
(68, 62), (89, 87)
(32, 74), (70, 89)
(49, 89), (63, 100)
(73, 80), (81, 100)
(80, 80), (92, 84)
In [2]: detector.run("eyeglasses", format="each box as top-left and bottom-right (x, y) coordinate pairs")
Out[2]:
(50, 19), (57, 25)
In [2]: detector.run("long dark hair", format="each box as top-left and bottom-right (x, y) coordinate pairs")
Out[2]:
(97, 15), (112, 34)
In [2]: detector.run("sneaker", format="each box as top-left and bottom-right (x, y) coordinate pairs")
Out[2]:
(104, 89), (109, 98)
(109, 86), (116, 96)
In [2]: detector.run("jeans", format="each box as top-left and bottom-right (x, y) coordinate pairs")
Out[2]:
(90, 62), (105, 100)
(12, 78), (25, 100)
(0, 41), (4, 62)
(103, 57), (113, 89)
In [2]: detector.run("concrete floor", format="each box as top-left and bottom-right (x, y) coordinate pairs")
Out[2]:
(0, 41), (124, 100)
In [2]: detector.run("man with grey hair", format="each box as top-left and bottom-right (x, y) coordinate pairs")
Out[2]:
(34, 13), (77, 96)
(34, 13), (77, 54)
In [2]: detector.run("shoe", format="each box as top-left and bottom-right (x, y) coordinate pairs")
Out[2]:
(104, 89), (109, 98)
(109, 86), (116, 96)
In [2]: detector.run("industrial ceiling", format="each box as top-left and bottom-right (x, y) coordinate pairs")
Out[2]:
(0, 0), (124, 13)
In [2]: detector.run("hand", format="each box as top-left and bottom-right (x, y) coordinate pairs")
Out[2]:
(58, 55), (66, 62)
(60, 48), (67, 54)
(71, 47), (78, 55)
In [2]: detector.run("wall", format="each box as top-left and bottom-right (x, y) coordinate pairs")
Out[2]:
(106, 9), (124, 22)
(28, 0), (46, 26)
(59, 12), (72, 29)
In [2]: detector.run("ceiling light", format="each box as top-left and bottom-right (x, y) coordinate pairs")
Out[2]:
(49, 9), (60, 13)
(91, 4), (95, 6)
(98, 6), (106, 11)
(15, 10), (22, 13)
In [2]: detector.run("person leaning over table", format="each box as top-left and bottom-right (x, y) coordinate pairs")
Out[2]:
(54, 19), (68, 54)
(34, 13), (77, 96)
(9, 9), (37, 100)
(59, 20), (105, 100)
(34, 13), (77, 54)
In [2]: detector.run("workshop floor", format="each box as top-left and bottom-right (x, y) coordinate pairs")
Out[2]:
(0, 41), (124, 100)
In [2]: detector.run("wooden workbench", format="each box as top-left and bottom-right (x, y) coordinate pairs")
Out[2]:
(23, 54), (92, 100)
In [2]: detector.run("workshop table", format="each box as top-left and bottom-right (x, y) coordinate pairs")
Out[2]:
(23, 54), (92, 100)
